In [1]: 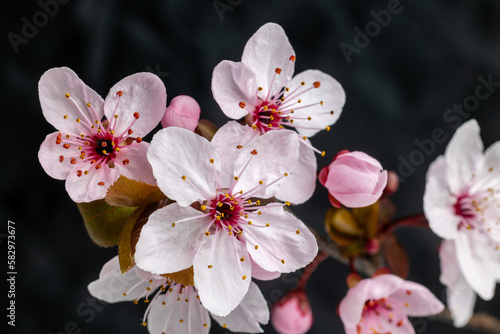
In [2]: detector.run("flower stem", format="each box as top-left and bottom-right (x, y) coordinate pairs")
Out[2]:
(379, 213), (428, 236)
(297, 251), (329, 290)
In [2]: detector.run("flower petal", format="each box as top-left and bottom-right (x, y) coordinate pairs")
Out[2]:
(274, 139), (317, 205)
(39, 67), (104, 134)
(162, 95), (201, 132)
(390, 281), (444, 317)
(135, 203), (211, 275)
(424, 156), (460, 239)
(65, 161), (119, 202)
(339, 278), (371, 328)
(104, 72), (166, 138)
(147, 127), (219, 207)
(193, 229), (251, 317)
(88, 256), (149, 303)
(241, 23), (295, 96)
(147, 286), (211, 334)
(232, 130), (299, 199)
(444, 119), (483, 194)
(244, 204), (317, 273)
(211, 121), (260, 188)
(439, 240), (477, 327)
(38, 132), (78, 180)
(285, 70), (345, 137)
(114, 141), (156, 186)
(211, 281), (269, 333)
(250, 257), (281, 281)
(455, 231), (497, 300)
(211, 60), (257, 120)
(366, 274), (404, 300)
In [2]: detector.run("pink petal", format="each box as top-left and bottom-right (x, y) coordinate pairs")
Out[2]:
(38, 132), (77, 180)
(211, 60), (257, 120)
(147, 286), (210, 334)
(113, 141), (156, 186)
(455, 231), (498, 300)
(211, 282), (269, 333)
(285, 70), (345, 137)
(65, 161), (118, 202)
(424, 156), (460, 239)
(274, 139), (317, 205)
(147, 127), (219, 207)
(444, 120), (483, 194)
(367, 274), (405, 300)
(135, 203), (211, 275)
(244, 205), (317, 273)
(439, 240), (477, 327)
(339, 279), (371, 328)
(390, 281), (444, 317)
(87, 256), (149, 303)
(241, 23), (295, 96)
(250, 257), (281, 281)
(211, 121), (260, 188)
(232, 130), (299, 199)
(104, 72), (166, 138)
(39, 67), (104, 134)
(193, 229), (251, 317)
(161, 95), (201, 132)
(356, 310), (415, 334)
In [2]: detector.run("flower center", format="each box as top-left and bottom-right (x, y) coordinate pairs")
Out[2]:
(209, 192), (244, 228)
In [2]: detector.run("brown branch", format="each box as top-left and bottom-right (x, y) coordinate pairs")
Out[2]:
(310, 227), (500, 334)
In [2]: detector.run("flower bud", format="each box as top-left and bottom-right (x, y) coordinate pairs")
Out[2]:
(271, 290), (313, 334)
(161, 95), (201, 132)
(321, 151), (387, 208)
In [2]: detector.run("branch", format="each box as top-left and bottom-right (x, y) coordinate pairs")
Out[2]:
(310, 227), (500, 334)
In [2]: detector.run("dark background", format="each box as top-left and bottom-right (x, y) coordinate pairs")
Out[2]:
(1, 0), (500, 333)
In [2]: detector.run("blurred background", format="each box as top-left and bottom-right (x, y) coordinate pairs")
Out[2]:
(1, 0), (500, 333)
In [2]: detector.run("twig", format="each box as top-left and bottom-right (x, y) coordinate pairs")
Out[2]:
(310, 227), (500, 334)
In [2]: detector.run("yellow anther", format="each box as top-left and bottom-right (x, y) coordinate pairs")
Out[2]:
(210, 158), (214, 163)
(259, 180), (264, 185)
(247, 199), (252, 204)
(142, 322), (147, 326)
(223, 324), (227, 328)
(284, 172), (288, 177)
(76, 118), (81, 123)
(255, 245), (259, 250)
(268, 124), (273, 128)
(256, 200), (260, 205)
(63, 114), (68, 119)
(208, 265), (213, 269)
(248, 221), (253, 225)
(266, 223), (270, 227)
(285, 201), (291, 206)
(307, 116), (312, 121)
(65, 93), (70, 98)
(110, 130), (115, 134)
(133, 299), (138, 304)
(301, 81), (305, 86)
(179, 319), (184, 323)
(114, 114), (118, 119)
(203, 323), (208, 327)
(326, 126), (331, 131)
(205, 231), (210, 236)
(86, 103), (91, 107)
(234, 176), (239, 180)
(281, 259), (285, 264)
(252, 124), (257, 130)
(320, 101), (324, 105)
(172, 223), (176, 227)
(122, 293), (127, 296)
(330, 110), (335, 115)
(240, 257), (245, 262)
(279, 125), (284, 129)
(201, 205), (207, 210)
(303, 136), (307, 140)
(263, 106), (268, 111)
(296, 230), (300, 234)
(258, 87), (263, 91)
(321, 151), (326, 156)
(257, 211), (262, 215)
(182, 175), (187, 180)
(242, 275), (247, 280)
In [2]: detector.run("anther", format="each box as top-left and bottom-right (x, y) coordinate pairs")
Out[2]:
(236, 145), (243, 149)
(326, 126), (331, 131)
(133, 112), (140, 119)
(239, 101), (246, 109)
(301, 81), (305, 86)
(259, 181), (263, 185)
(116, 91), (123, 97)
(63, 114), (68, 119)
(258, 87), (263, 91)
(290, 55), (296, 62)
(281, 259), (285, 264)
(285, 201), (291, 206)
(98, 182), (105, 186)
(123, 159), (130, 165)
(255, 245), (259, 250)
(208, 265), (213, 269)
(63, 144), (70, 149)
(182, 175), (187, 180)
(296, 230), (300, 234)
(313, 81), (321, 88)
(240, 257), (245, 262)
(321, 151), (326, 157)
(250, 149), (258, 155)
(59, 156), (64, 162)
(307, 116), (312, 121)
(65, 93), (70, 98)
(77, 170), (83, 177)
(70, 158), (76, 165)
(210, 159), (214, 163)
(128, 129), (133, 135)
(136, 137), (142, 143)
(252, 124), (257, 130)
(242, 275), (247, 280)
(275, 68), (282, 74)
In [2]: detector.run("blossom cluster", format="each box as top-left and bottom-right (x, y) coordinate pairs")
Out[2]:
(38, 23), (499, 334)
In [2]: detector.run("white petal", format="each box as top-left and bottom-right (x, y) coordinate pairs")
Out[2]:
(38, 132), (78, 180)
(211, 281), (269, 333)
(285, 70), (345, 137)
(424, 156), (460, 239)
(114, 141), (156, 186)
(212, 61), (258, 119)
(147, 127), (219, 206)
(65, 161), (119, 203)
(339, 279), (371, 328)
(147, 286), (211, 334)
(242, 23), (295, 96)
(445, 120), (483, 194)
(193, 229), (251, 317)
(135, 203), (211, 275)
(250, 257), (281, 281)
(211, 121), (260, 188)
(390, 281), (444, 317)
(455, 231), (497, 300)
(439, 240), (477, 327)
(232, 130), (299, 199)
(104, 72), (166, 138)
(244, 204), (317, 273)
(274, 139), (317, 204)
(88, 256), (149, 303)
(39, 67), (104, 134)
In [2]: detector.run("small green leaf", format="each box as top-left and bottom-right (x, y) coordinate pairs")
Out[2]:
(118, 206), (145, 273)
(76, 200), (138, 247)
(106, 176), (166, 207)
(383, 234), (409, 279)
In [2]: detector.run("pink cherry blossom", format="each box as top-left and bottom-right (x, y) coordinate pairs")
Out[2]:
(38, 67), (166, 202)
(88, 256), (269, 334)
(439, 240), (476, 327)
(161, 95), (201, 132)
(424, 119), (500, 302)
(319, 151), (388, 208)
(134, 126), (318, 316)
(211, 22), (346, 204)
(339, 274), (444, 334)
(271, 290), (313, 334)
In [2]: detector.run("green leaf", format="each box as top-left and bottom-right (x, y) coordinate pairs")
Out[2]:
(118, 206), (145, 273)
(383, 234), (409, 279)
(105, 176), (166, 207)
(76, 199), (138, 247)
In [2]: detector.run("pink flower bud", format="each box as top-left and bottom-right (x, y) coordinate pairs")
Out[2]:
(271, 290), (313, 334)
(321, 151), (388, 208)
(161, 95), (201, 132)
